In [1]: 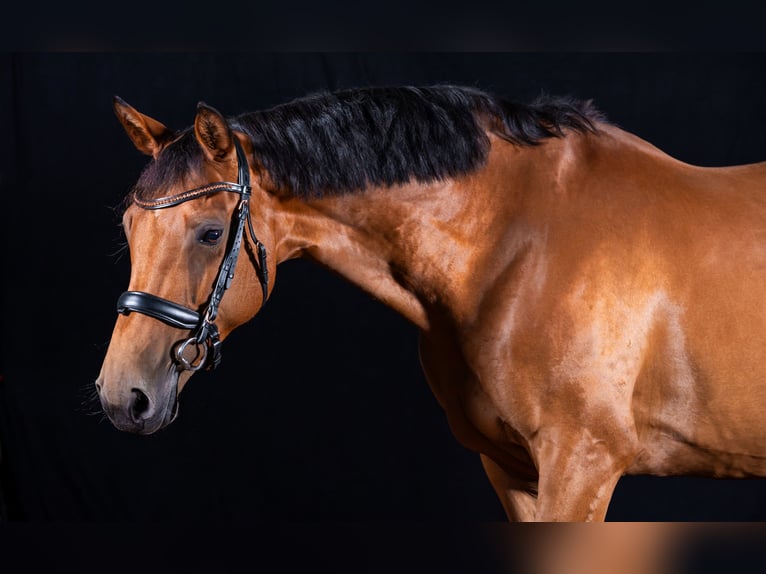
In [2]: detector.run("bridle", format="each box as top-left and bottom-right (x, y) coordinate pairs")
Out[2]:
(116, 136), (269, 371)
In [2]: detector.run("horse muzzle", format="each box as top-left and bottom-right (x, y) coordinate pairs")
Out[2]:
(96, 374), (179, 435)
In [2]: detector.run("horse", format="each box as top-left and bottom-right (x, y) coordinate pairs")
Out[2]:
(96, 85), (766, 521)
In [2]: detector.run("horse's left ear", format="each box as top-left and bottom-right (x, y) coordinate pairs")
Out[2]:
(194, 102), (235, 163)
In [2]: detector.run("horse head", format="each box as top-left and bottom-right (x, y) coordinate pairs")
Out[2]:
(96, 98), (272, 434)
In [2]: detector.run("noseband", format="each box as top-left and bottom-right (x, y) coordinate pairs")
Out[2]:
(116, 136), (269, 371)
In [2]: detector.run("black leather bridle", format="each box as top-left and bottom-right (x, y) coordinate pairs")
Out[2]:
(116, 136), (268, 371)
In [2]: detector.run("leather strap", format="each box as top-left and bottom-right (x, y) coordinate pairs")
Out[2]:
(117, 291), (200, 330)
(134, 182), (243, 209)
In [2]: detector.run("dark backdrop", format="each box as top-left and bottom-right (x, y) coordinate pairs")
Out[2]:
(2, 53), (766, 523)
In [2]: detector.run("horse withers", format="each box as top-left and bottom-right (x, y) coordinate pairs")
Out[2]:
(96, 85), (766, 521)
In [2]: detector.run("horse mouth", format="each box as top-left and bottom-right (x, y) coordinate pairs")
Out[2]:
(148, 368), (180, 434)
(169, 393), (180, 424)
(129, 392), (178, 435)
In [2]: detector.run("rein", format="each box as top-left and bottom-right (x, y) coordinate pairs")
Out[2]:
(116, 136), (269, 371)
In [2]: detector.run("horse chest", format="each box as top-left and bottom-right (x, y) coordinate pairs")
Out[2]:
(418, 331), (531, 452)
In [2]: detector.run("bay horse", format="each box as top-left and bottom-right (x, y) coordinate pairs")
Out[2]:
(96, 85), (766, 521)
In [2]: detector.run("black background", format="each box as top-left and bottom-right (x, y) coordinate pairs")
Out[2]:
(2, 53), (766, 532)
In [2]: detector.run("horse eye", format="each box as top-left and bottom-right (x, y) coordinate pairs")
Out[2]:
(199, 229), (223, 245)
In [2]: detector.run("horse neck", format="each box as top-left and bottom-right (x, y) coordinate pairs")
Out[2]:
(264, 134), (579, 330)
(269, 186), (437, 329)
(268, 141), (546, 330)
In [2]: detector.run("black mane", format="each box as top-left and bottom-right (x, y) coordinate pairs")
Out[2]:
(131, 85), (605, 202)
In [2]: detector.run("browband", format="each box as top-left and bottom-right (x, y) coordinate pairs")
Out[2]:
(133, 182), (244, 210)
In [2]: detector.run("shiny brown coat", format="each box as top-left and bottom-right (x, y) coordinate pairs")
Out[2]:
(97, 98), (766, 521)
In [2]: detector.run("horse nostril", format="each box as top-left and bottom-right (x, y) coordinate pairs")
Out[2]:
(95, 382), (102, 393)
(129, 388), (151, 422)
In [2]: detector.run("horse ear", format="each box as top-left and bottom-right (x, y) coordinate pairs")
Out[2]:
(113, 96), (174, 158)
(194, 102), (235, 163)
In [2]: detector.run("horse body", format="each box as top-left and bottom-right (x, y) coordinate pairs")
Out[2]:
(285, 125), (766, 519)
(98, 87), (766, 520)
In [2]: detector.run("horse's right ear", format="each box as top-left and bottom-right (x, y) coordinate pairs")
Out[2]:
(113, 96), (174, 158)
